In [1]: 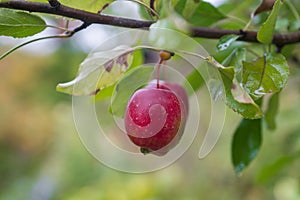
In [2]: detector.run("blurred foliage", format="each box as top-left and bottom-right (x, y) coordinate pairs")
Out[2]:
(1, 0), (300, 199)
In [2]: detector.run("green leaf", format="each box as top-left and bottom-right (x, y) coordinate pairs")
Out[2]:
(56, 45), (134, 96)
(221, 47), (246, 81)
(217, 34), (240, 51)
(93, 49), (144, 101)
(257, 151), (300, 183)
(94, 84), (115, 101)
(110, 66), (154, 117)
(220, 48), (238, 66)
(257, 0), (282, 44)
(232, 118), (262, 174)
(183, 67), (205, 95)
(213, 41), (245, 66)
(231, 77), (256, 104)
(265, 92), (279, 130)
(231, 48), (246, 82)
(242, 53), (289, 98)
(0, 8), (46, 38)
(207, 57), (263, 119)
(220, 48), (246, 82)
(219, 67), (263, 119)
(129, 49), (144, 70)
(175, 0), (226, 26)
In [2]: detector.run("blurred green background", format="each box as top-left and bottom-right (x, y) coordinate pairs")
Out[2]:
(1, 37), (300, 200)
(1, 0), (300, 198)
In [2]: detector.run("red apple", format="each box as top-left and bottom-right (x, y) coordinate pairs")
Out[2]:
(146, 80), (189, 115)
(124, 87), (182, 155)
(145, 80), (189, 155)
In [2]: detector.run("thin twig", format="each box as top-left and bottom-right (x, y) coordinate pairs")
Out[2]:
(64, 22), (91, 36)
(0, 35), (64, 60)
(0, 23), (90, 60)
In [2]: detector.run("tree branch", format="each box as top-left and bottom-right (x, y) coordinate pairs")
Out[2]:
(1, 0), (300, 46)
(0, 1), (152, 28)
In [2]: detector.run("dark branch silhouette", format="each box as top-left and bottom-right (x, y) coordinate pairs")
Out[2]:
(1, 0), (300, 46)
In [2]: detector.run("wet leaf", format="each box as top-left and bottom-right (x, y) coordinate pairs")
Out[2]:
(242, 53), (289, 98)
(0, 8), (46, 38)
(207, 57), (263, 119)
(217, 34), (240, 51)
(232, 118), (262, 174)
(231, 48), (246, 82)
(219, 67), (263, 119)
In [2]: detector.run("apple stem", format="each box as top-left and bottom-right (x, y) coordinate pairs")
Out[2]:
(157, 51), (174, 89)
(156, 58), (164, 89)
(162, 61), (166, 80)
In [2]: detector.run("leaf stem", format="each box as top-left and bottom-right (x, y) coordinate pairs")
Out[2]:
(243, 18), (253, 31)
(0, 35), (65, 60)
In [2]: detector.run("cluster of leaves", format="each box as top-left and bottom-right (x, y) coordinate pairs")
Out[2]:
(211, 0), (290, 174)
(0, 0), (299, 174)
